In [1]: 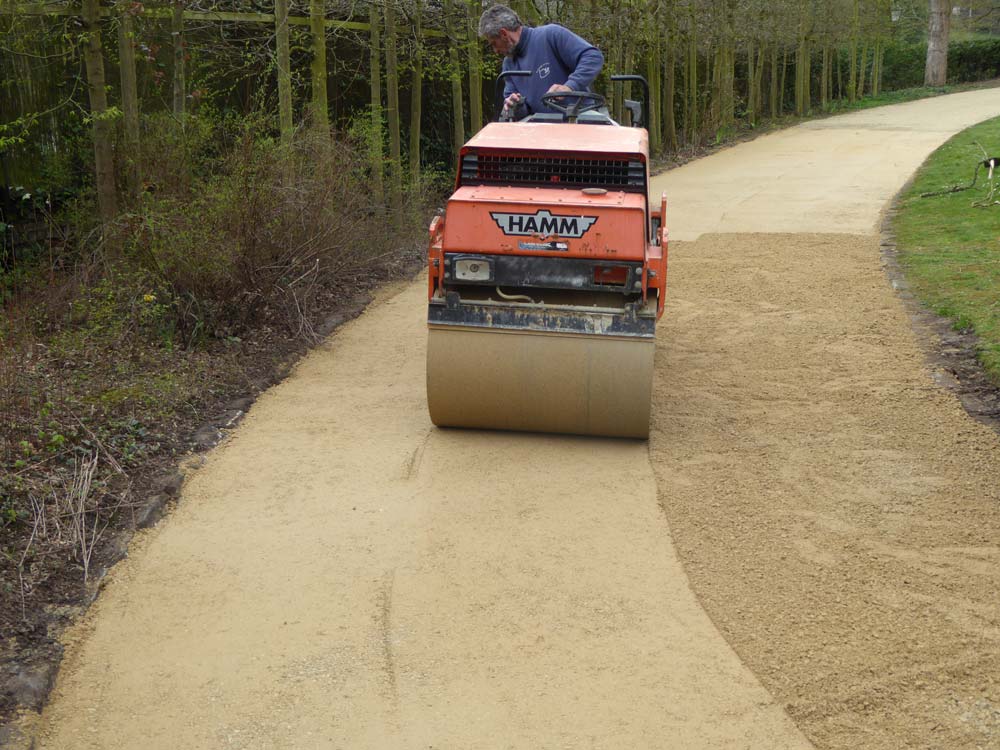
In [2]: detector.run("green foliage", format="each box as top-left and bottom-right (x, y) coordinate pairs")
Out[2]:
(131, 111), (220, 195)
(0, 113), (38, 151)
(117, 115), (427, 347)
(881, 42), (930, 90)
(825, 84), (953, 113)
(894, 116), (1000, 383)
(883, 38), (1000, 90)
(0, 495), (24, 527)
(948, 38), (1000, 83)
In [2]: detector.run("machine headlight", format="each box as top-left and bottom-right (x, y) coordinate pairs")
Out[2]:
(454, 258), (492, 282)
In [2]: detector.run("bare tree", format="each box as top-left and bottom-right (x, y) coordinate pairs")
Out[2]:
(408, 0), (424, 187)
(385, 0), (402, 204)
(310, 0), (330, 129)
(275, 0), (293, 146)
(443, 0), (465, 159)
(81, 0), (118, 227)
(925, 0), (951, 85)
(370, 0), (385, 202)
(171, 0), (186, 118)
(117, 0), (140, 198)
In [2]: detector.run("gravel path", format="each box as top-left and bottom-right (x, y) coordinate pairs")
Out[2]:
(645, 88), (1000, 748)
(650, 233), (1000, 748)
(28, 88), (1000, 749)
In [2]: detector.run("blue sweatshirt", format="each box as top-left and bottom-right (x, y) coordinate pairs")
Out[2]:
(502, 25), (604, 115)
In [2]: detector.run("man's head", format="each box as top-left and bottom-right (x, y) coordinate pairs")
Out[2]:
(479, 4), (522, 57)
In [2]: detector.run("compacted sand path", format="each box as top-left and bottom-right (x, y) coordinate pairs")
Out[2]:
(32, 89), (1000, 749)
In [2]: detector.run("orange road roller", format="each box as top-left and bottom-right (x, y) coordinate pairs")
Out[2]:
(426, 75), (667, 438)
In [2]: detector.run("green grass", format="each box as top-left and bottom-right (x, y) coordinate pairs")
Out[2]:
(831, 85), (954, 112)
(894, 115), (1000, 383)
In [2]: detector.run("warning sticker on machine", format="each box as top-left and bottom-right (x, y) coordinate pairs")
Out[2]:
(518, 241), (569, 252)
(490, 210), (598, 238)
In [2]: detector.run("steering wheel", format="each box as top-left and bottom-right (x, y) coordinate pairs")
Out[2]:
(540, 90), (606, 120)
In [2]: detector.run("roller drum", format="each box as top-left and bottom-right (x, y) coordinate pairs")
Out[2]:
(426, 326), (653, 439)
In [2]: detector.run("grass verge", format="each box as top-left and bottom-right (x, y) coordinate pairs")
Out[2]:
(893, 114), (1000, 383)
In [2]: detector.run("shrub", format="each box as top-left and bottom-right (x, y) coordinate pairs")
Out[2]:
(948, 38), (1000, 82)
(124, 123), (426, 346)
(882, 39), (1000, 91)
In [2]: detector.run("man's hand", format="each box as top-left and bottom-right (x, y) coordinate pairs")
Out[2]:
(503, 92), (523, 112)
(546, 83), (572, 95)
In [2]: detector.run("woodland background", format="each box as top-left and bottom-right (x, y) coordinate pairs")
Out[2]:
(3, 0), (1000, 239)
(0, 1), (999, 711)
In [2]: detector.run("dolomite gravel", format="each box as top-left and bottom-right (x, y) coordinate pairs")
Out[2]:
(650, 232), (1000, 749)
(26, 88), (1000, 749)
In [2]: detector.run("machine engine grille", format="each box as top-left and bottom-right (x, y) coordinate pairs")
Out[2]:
(460, 151), (645, 193)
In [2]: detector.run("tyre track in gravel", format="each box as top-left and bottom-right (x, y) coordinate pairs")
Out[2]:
(29, 88), (1000, 749)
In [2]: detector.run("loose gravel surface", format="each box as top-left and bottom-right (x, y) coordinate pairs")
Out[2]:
(23, 88), (1000, 749)
(651, 233), (1000, 749)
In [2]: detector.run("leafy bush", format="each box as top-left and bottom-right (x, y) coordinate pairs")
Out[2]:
(128, 111), (221, 198)
(882, 39), (1000, 91)
(948, 38), (1000, 83)
(122, 121), (425, 346)
(882, 42), (928, 90)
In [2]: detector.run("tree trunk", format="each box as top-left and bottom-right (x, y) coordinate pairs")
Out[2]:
(779, 47), (788, 115)
(834, 50), (844, 99)
(820, 46), (829, 108)
(409, 0), (423, 187)
(710, 47), (721, 130)
(856, 43), (868, 99)
(687, 35), (698, 144)
(649, 38), (661, 152)
(877, 41), (885, 95)
(171, 0), (185, 118)
(275, 0), (293, 145)
(607, 32), (625, 122)
(385, 0), (401, 205)
(795, 0), (810, 117)
(828, 46), (834, 103)
(796, 40), (809, 116)
(770, 45), (778, 118)
(512, 0), (541, 25)
(369, 0), (384, 203)
(848, 0), (859, 102)
(703, 41), (711, 131)
(664, 41), (678, 152)
(871, 39), (881, 96)
(444, 0), (465, 158)
(467, 0), (482, 133)
(753, 45), (765, 120)
(925, 0), (950, 86)
(723, 44), (734, 129)
(117, 0), (140, 199)
(82, 0), (118, 225)
(747, 41), (756, 124)
(310, 0), (329, 129)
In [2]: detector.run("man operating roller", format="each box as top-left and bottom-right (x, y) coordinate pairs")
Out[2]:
(479, 4), (604, 121)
